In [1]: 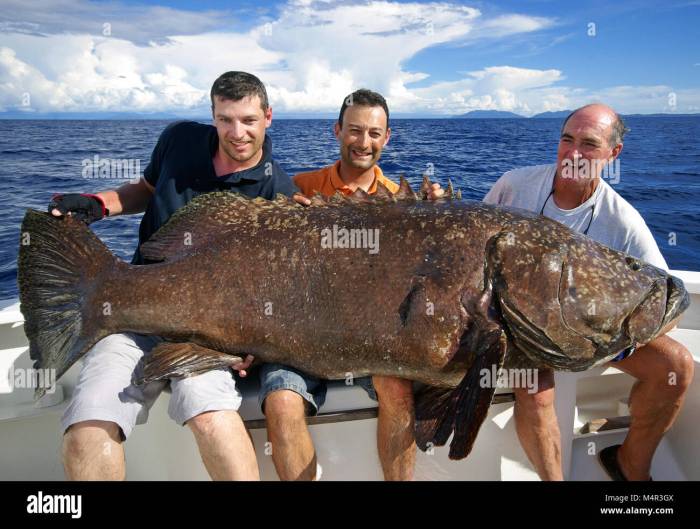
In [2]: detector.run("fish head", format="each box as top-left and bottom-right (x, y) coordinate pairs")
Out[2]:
(492, 216), (689, 370)
(557, 241), (689, 362)
(616, 264), (688, 345)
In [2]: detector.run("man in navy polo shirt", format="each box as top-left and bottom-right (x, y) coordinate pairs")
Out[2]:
(50, 71), (296, 480)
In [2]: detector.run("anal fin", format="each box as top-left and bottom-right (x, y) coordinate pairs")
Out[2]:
(132, 341), (244, 386)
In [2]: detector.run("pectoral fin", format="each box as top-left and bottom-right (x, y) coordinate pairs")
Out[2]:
(133, 341), (244, 385)
(448, 330), (507, 459)
(415, 329), (507, 460)
(414, 385), (456, 450)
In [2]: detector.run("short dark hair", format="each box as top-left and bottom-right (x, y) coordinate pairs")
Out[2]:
(338, 89), (390, 128)
(561, 105), (629, 147)
(210, 71), (269, 112)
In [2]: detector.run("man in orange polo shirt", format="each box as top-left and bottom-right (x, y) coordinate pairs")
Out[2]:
(260, 89), (443, 481)
(293, 143), (399, 196)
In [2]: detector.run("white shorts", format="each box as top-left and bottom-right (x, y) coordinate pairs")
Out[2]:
(61, 332), (242, 439)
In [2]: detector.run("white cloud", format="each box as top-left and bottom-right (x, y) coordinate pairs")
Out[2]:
(0, 31), (282, 112)
(0, 0), (697, 116)
(470, 14), (555, 39)
(255, 0), (484, 109)
(409, 66), (566, 114)
(0, 0), (552, 114)
(0, 0), (235, 44)
(578, 85), (700, 115)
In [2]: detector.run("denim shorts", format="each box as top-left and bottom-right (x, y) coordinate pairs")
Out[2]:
(259, 363), (377, 417)
(610, 344), (637, 363)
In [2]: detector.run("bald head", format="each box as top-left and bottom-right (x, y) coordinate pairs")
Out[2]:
(562, 104), (628, 147)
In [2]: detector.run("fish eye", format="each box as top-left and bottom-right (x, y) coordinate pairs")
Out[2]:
(625, 257), (641, 271)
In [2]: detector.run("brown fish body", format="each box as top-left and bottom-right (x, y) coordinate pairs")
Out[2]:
(17, 187), (689, 459)
(97, 198), (513, 386)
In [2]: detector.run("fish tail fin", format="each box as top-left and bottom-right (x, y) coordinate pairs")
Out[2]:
(18, 210), (120, 399)
(415, 330), (507, 460)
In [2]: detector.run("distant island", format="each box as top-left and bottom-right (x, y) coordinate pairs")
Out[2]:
(451, 109), (699, 119)
(453, 110), (526, 119)
(622, 113), (700, 118)
(530, 110), (573, 119)
(0, 111), (189, 120)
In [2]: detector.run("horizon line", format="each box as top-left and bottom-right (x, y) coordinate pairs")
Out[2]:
(1, 112), (699, 121)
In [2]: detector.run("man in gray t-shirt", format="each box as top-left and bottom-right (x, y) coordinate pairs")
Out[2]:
(484, 164), (667, 269)
(483, 103), (693, 481)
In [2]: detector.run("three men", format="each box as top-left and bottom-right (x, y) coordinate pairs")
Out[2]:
(50, 74), (691, 482)
(51, 71), (296, 480)
(484, 103), (694, 480)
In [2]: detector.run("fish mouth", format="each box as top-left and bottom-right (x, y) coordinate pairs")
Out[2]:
(660, 274), (690, 333)
(603, 273), (689, 360)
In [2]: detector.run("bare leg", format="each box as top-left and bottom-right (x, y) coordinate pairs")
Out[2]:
(373, 375), (416, 481)
(513, 369), (563, 480)
(188, 410), (259, 480)
(264, 390), (318, 480)
(612, 335), (693, 480)
(62, 420), (125, 480)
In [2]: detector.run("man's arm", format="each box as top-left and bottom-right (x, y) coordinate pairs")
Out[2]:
(625, 221), (669, 271)
(483, 172), (510, 205)
(96, 177), (155, 216)
(51, 121), (170, 221)
(49, 177), (154, 220)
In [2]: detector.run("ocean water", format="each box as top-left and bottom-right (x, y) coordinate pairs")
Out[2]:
(0, 116), (699, 301)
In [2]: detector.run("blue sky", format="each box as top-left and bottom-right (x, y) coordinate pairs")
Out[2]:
(1, 0), (698, 116)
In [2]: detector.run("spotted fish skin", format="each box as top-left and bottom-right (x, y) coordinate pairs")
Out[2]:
(17, 181), (689, 459)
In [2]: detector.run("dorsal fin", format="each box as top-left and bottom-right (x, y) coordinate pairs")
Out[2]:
(140, 191), (257, 262)
(330, 191), (346, 203)
(420, 174), (432, 199)
(373, 181), (396, 201)
(396, 175), (418, 201)
(310, 192), (327, 206)
(274, 193), (290, 204)
(349, 187), (371, 203)
(446, 179), (454, 199)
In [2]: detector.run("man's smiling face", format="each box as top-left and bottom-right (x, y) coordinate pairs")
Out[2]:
(556, 104), (622, 182)
(335, 104), (391, 170)
(212, 94), (272, 165)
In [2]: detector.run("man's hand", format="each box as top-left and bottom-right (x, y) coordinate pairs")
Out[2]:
(426, 182), (445, 200)
(48, 193), (108, 224)
(293, 192), (311, 206)
(232, 354), (255, 377)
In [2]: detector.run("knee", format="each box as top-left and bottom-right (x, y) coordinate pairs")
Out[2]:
(657, 340), (694, 392)
(263, 390), (306, 427)
(514, 386), (555, 415)
(187, 410), (232, 437)
(63, 420), (121, 458)
(373, 376), (413, 409)
(514, 368), (555, 412)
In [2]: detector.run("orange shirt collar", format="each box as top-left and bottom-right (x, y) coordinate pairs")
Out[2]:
(329, 160), (385, 195)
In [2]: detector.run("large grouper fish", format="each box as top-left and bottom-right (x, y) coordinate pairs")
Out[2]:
(17, 177), (689, 459)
